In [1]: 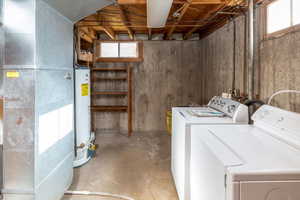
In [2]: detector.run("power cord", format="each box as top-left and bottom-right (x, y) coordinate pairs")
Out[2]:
(65, 190), (135, 200)
(268, 90), (300, 105)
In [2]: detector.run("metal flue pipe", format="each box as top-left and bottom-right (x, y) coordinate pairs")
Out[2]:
(247, 0), (255, 100)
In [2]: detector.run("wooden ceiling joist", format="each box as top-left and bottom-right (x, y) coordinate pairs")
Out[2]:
(96, 11), (116, 40)
(183, 2), (226, 40)
(117, 4), (134, 40)
(82, 27), (97, 39)
(78, 27), (97, 43)
(76, 0), (248, 41)
(165, 0), (193, 40)
(77, 23), (228, 28)
(118, 0), (224, 5)
(78, 30), (93, 43)
(102, 26), (116, 40)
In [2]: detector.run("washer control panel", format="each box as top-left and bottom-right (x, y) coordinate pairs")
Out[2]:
(208, 96), (240, 116)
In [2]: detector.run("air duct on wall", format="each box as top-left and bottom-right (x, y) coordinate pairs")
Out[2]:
(147, 0), (173, 28)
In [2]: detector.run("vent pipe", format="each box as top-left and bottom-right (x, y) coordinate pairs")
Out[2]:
(247, 0), (255, 100)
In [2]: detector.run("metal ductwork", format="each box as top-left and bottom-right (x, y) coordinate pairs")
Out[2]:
(147, 0), (173, 28)
(42, 0), (112, 22)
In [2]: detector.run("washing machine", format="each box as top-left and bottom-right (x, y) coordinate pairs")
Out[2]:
(171, 96), (249, 200)
(190, 105), (300, 200)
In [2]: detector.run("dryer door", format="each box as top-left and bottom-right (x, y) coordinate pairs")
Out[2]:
(189, 127), (243, 200)
(240, 181), (300, 200)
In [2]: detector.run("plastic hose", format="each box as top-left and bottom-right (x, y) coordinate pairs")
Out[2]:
(268, 90), (300, 105)
(65, 190), (135, 200)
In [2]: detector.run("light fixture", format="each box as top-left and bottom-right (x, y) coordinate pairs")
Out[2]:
(147, 0), (173, 28)
(173, 11), (180, 18)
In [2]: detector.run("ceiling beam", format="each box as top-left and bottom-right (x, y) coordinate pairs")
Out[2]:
(76, 21), (231, 28)
(96, 11), (116, 40)
(77, 23), (222, 28)
(118, 0), (223, 5)
(78, 30), (93, 43)
(183, 2), (226, 40)
(116, 4), (134, 40)
(165, 0), (193, 40)
(102, 26), (116, 40)
(80, 27), (97, 40)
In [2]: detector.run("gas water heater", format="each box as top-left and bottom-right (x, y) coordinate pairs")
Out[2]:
(74, 67), (94, 167)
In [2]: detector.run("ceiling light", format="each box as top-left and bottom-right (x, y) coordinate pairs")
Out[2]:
(147, 0), (173, 28)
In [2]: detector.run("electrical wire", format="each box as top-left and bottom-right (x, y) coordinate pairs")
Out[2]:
(268, 90), (300, 105)
(65, 190), (135, 200)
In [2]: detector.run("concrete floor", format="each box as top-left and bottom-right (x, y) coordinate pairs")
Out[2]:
(62, 131), (179, 200)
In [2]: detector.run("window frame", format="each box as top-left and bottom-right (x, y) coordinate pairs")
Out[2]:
(264, 0), (300, 38)
(95, 40), (144, 62)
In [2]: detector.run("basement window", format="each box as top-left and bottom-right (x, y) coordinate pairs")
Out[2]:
(266, 0), (300, 35)
(97, 41), (143, 62)
(100, 42), (119, 58)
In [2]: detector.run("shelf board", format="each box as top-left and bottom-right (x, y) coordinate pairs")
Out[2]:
(93, 91), (128, 95)
(78, 53), (93, 62)
(92, 68), (127, 72)
(93, 77), (127, 81)
(91, 105), (128, 112)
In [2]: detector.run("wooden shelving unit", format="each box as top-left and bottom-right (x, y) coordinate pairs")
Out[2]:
(91, 105), (128, 112)
(91, 67), (133, 137)
(92, 77), (128, 81)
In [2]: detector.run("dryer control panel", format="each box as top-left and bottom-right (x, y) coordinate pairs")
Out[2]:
(252, 105), (300, 149)
(208, 96), (249, 123)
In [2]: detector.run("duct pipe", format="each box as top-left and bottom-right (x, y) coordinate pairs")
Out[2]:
(147, 0), (173, 28)
(247, 0), (255, 100)
(232, 18), (236, 91)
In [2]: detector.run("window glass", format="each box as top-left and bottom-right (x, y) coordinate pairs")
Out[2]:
(120, 42), (138, 58)
(267, 0), (291, 33)
(293, 0), (300, 25)
(100, 42), (119, 57)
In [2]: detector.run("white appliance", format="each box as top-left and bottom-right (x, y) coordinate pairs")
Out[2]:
(172, 96), (249, 200)
(190, 105), (300, 200)
(74, 67), (94, 167)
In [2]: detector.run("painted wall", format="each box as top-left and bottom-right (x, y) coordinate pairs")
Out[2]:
(94, 41), (203, 132)
(198, 8), (300, 113)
